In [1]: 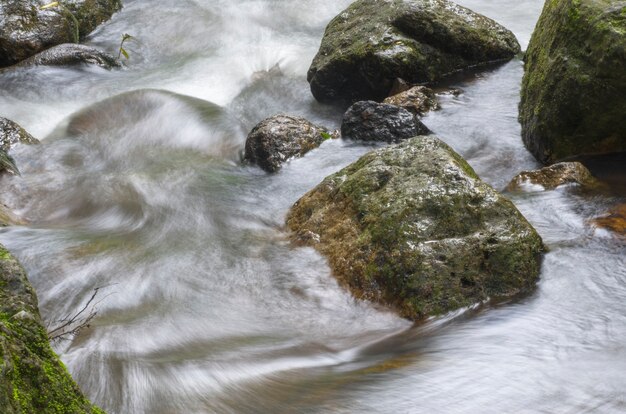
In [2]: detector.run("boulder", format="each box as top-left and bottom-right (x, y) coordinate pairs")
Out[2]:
(8, 43), (121, 70)
(383, 86), (440, 115)
(307, 0), (520, 103)
(341, 101), (430, 142)
(505, 162), (598, 192)
(0, 0), (122, 67)
(0, 244), (104, 413)
(244, 114), (337, 172)
(287, 136), (543, 320)
(519, 0), (626, 164)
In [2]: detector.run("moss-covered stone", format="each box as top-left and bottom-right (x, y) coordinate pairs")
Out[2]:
(0, 244), (104, 413)
(0, 0), (122, 67)
(519, 0), (626, 164)
(307, 0), (520, 103)
(287, 136), (543, 320)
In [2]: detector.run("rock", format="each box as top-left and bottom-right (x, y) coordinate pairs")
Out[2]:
(383, 86), (440, 115)
(307, 0), (520, 103)
(0, 0), (122, 67)
(244, 114), (337, 172)
(341, 101), (430, 142)
(505, 162), (598, 192)
(0, 118), (39, 152)
(287, 136), (543, 320)
(0, 117), (39, 176)
(0, 244), (104, 413)
(9, 43), (121, 70)
(592, 204), (626, 236)
(519, 0), (626, 164)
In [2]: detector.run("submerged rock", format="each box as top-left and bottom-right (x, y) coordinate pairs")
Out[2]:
(307, 0), (520, 103)
(0, 244), (104, 413)
(383, 86), (440, 115)
(519, 0), (626, 163)
(0, 0), (122, 67)
(244, 114), (336, 172)
(341, 101), (430, 142)
(9, 44), (121, 70)
(287, 136), (543, 320)
(506, 162), (598, 192)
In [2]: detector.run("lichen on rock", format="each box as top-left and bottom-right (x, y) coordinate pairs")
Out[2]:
(287, 136), (543, 320)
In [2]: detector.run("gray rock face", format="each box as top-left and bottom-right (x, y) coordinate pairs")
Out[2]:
(0, 0), (122, 67)
(287, 136), (543, 320)
(341, 101), (430, 142)
(506, 162), (598, 192)
(383, 86), (440, 115)
(244, 114), (336, 172)
(9, 43), (121, 70)
(0, 244), (104, 413)
(307, 0), (520, 103)
(519, 0), (626, 163)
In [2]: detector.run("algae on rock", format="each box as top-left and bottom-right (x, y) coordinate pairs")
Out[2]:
(519, 0), (626, 163)
(287, 136), (543, 320)
(0, 244), (104, 413)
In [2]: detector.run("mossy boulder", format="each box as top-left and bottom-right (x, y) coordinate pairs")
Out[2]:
(0, 244), (104, 413)
(287, 136), (543, 320)
(519, 0), (626, 164)
(307, 0), (520, 103)
(0, 0), (122, 67)
(506, 162), (598, 191)
(244, 114), (337, 172)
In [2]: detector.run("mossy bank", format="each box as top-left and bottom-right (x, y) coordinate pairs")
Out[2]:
(0, 245), (104, 413)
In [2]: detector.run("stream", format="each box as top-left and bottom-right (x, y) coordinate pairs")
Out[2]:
(1, 0), (625, 413)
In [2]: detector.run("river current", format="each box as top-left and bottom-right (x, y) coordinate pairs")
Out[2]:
(0, 1), (625, 413)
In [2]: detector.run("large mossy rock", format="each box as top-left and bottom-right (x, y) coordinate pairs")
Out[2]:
(0, 244), (104, 413)
(519, 0), (626, 164)
(307, 0), (520, 103)
(0, 0), (122, 67)
(287, 136), (543, 320)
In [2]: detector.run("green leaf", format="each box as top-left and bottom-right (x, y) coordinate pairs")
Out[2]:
(320, 131), (332, 140)
(40, 1), (60, 10)
(120, 48), (129, 60)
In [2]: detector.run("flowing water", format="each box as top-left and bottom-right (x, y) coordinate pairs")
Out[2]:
(1, 0), (625, 413)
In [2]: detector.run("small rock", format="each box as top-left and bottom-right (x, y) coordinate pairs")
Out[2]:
(383, 86), (440, 115)
(9, 44), (121, 70)
(506, 162), (597, 192)
(341, 101), (430, 142)
(592, 204), (626, 236)
(244, 115), (337, 173)
(0, 117), (39, 152)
